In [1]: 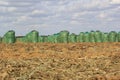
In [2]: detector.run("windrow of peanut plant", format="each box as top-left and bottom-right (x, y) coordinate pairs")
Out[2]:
(0, 30), (120, 43)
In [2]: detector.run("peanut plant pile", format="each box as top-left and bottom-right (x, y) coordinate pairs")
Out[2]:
(0, 42), (120, 80)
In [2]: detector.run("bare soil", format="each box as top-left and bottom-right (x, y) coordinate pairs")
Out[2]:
(0, 42), (120, 80)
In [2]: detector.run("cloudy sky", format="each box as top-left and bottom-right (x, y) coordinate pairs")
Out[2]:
(0, 0), (120, 36)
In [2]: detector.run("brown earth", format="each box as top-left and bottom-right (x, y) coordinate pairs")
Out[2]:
(0, 42), (120, 80)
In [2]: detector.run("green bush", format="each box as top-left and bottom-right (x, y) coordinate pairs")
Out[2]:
(0, 37), (2, 43)
(116, 32), (120, 42)
(57, 31), (69, 43)
(89, 31), (95, 42)
(68, 33), (77, 43)
(53, 33), (59, 43)
(76, 35), (79, 42)
(108, 31), (117, 42)
(77, 32), (84, 42)
(0, 30), (120, 43)
(42, 36), (48, 42)
(25, 30), (39, 43)
(102, 33), (109, 42)
(16, 36), (25, 42)
(2, 30), (16, 43)
(83, 32), (90, 42)
(38, 36), (44, 43)
(94, 31), (102, 42)
(47, 35), (54, 43)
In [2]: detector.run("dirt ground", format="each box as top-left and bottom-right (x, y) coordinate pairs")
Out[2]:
(0, 42), (120, 80)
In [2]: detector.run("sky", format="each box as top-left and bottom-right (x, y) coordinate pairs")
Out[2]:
(0, 0), (120, 36)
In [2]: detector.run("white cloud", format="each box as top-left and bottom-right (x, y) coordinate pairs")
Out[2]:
(70, 20), (79, 25)
(107, 18), (114, 21)
(110, 0), (120, 4)
(0, 7), (16, 12)
(0, 1), (9, 5)
(97, 12), (115, 22)
(0, 16), (4, 19)
(8, 7), (16, 12)
(83, 0), (110, 9)
(72, 11), (90, 19)
(73, 13), (85, 18)
(16, 16), (30, 22)
(40, 24), (49, 27)
(0, 0), (120, 36)
(32, 10), (46, 15)
(98, 13), (107, 19)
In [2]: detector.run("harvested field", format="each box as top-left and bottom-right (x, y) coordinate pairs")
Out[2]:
(0, 42), (120, 80)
